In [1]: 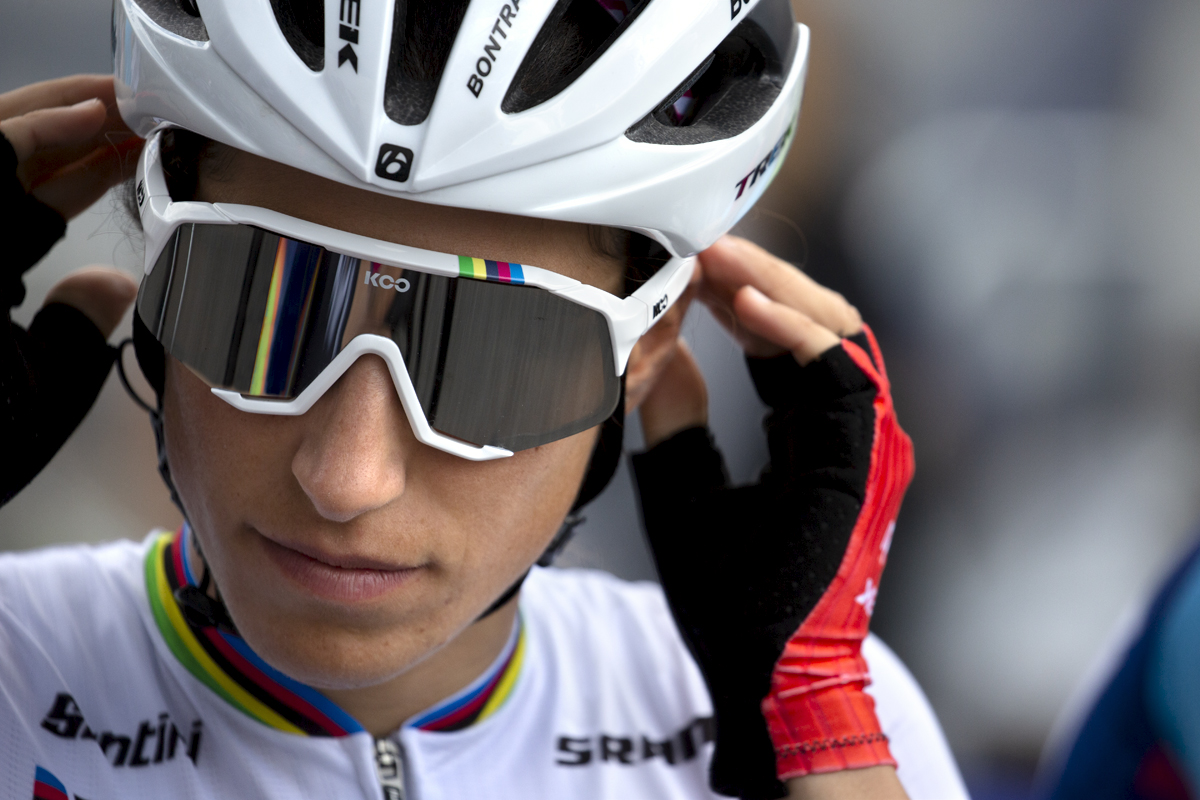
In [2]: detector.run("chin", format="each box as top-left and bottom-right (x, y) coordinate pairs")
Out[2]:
(236, 607), (451, 690)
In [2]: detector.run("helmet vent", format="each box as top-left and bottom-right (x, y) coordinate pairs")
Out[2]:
(501, 0), (652, 115)
(270, 0), (325, 71)
(130, 0), (209, 41)
(384, 0), (471, 126)
(625, 0), (797, 146)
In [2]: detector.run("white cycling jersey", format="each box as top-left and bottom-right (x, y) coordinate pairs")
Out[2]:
(1, 531), (967, 799)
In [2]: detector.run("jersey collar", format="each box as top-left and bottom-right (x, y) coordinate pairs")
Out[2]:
(145, 526), (524, 737)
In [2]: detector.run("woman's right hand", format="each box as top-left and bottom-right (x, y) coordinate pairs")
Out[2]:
(0, 74), (143, 219)
(1, 76), (145, 506)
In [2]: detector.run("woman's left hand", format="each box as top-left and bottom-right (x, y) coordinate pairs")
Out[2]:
(629, 235), (913, 800)
(634, 235), (862, 447)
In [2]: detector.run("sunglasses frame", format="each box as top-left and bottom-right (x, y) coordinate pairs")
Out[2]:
(134, 129), (695, 461)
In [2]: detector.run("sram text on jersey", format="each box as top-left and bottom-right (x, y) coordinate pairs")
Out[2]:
(556, 716), (714, 767)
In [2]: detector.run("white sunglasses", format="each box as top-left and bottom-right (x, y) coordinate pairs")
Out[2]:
(134, 130), (694, 461)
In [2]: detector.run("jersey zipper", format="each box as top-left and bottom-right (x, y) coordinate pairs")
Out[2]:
(374, 737), (407, 800)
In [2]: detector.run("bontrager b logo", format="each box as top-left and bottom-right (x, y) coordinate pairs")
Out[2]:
(376, 144), (414, 183)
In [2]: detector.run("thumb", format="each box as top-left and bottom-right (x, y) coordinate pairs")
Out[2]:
(638, 340), (708, 449)
(43, 266), (138, 339)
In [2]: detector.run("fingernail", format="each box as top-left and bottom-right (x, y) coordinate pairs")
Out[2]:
(69, 98), (103, 110)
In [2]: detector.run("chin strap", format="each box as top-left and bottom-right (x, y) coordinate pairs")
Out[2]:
(122, 313), (625, 626)
(116, 337), (186, 518)
(476, 375), (626, 619)
(173, 549), (238, 631)
(119, 333), (232, 630)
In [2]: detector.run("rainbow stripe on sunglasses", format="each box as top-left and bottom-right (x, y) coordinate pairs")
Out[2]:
(249, 237), (323, 396)
(458, 256), (525, 285)
(242, 243), (531, 398)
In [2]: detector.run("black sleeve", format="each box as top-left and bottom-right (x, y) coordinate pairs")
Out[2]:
(631, 335), (878, 800)
(1, 134), (118, 506)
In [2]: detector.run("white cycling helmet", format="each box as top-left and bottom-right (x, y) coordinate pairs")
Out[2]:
(113, 0), (809, 258)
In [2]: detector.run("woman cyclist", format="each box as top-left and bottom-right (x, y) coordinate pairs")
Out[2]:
(1, 1), (965, 797)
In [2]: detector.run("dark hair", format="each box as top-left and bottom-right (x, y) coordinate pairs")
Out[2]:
(120, 129), (232, 225)
(122, 130), (670, 296)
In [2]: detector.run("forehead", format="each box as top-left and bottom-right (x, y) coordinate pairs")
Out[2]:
(195, 148), (625, 294)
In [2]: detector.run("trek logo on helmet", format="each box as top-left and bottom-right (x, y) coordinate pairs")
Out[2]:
(364, 271), (412, 292)
(729, 0), (757, 20)
(467, 0), (522, 98)
(733, 122), (794, 201)
(338, 0), (361, 72)
(375, 144), (414, 182)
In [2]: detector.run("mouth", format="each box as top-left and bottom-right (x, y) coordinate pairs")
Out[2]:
(257, 531), (423, 603)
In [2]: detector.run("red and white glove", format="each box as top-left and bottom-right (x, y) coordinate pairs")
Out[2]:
(762, 329), (913, 778)
(633, 324), (914, 799)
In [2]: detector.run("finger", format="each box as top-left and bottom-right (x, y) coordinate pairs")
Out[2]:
(0, 99), (108, 163)
(638, 340), (709, 449)
(19, 125), (140, 188)
(704, 236), (862, 335)
(31, 137), (145, 219)
(701, 236), (863, 337)
(0, 75), (115, 121)
(694, 268), (779, 356)
(733, 285), (841, 365)
(43, 266), (138, 339)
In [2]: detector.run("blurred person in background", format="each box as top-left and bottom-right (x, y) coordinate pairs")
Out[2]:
(0, 1), (968, 798)
(1041, 533), (1200, 799)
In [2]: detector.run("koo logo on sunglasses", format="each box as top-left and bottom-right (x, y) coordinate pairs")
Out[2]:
(364, 272), (411, 292)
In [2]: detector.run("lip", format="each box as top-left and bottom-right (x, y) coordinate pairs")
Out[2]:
(257, 532), (422, 603)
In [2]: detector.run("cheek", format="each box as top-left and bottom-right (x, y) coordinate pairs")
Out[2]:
(436, 429), (597, 583)
(161, 361), (303, 533)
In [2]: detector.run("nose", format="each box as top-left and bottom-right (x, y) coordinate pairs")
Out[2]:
(291, 355), (412, 523)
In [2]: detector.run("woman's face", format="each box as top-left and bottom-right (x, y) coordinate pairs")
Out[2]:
(162, 150), (625, 690)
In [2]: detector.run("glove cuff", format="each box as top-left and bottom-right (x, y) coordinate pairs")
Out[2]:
(1, 134), (67, 310)
(764, 649), (896, 778)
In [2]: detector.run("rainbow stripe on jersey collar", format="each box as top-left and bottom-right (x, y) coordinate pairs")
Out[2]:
(146, 527), (363, 736)
(145, 526), (525, 737)
(458, 256), (524, 284)
(409, 610), (525, 732)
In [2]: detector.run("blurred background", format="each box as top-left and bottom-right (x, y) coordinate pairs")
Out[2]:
(4, 1), (1200, 797)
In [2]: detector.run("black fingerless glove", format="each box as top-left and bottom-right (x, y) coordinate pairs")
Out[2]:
(633, 329), (914, 799)
(1, 134), (119, 505)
